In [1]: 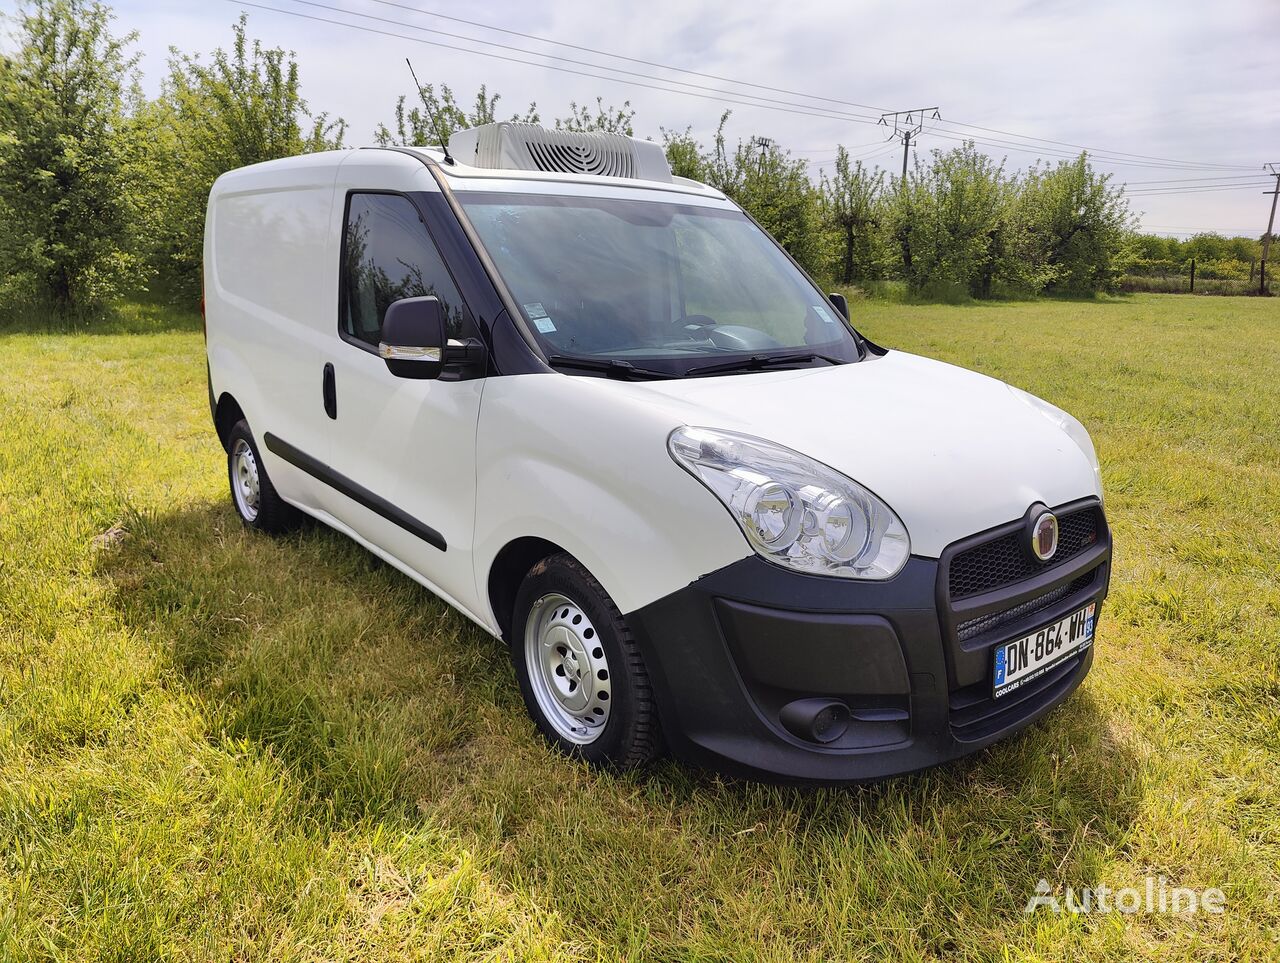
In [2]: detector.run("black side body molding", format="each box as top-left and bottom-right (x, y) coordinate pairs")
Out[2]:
(263, 433), (447, 552)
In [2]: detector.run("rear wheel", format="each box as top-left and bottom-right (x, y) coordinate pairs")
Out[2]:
(511, 553), (661, 768)
(226, 420), (300, 534)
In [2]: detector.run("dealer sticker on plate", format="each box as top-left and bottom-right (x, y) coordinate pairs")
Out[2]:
(992, 602), (1095, 698)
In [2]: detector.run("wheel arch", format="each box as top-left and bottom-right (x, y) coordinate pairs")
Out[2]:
(213, 392), (247, 452)
(487, 536), (572, 642)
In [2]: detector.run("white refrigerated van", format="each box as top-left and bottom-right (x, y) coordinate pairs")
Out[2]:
(204, 123), (1111, 782)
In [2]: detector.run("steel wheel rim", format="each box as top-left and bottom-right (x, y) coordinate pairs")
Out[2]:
(231, 438), (261, 522)
(524, 593), (612, 744)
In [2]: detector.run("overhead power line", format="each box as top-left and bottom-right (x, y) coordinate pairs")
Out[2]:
(358, 0), (1255, 172)
(231, 1), (896, 128)
(849, 140), (901, 161)
(1123, 184), (1271, 196)
(1125, 182), (1272, 193)
(800, 141), (899, 170)
(1139, 224), (1265, 232)
(279, 0), (895, 124)
(928, 119), (1254, 171)
(799, 144), (1263, 177)
(1120, 173), (1275, 185)
(353, 0), (1259, 171)
(1142, 229), (1259, 239)
(794, 138), (894, 156)
(918, 126), (1250, 172)
(237, 0), (1259, 177)
(361, 0), (893, 114)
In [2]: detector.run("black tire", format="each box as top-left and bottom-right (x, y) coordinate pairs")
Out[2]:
(226, 419), (301, 535)
(511, 553), (662, 769)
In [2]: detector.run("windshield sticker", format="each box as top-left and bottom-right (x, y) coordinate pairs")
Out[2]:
(533, 316), (557, 334)
(812, 303), (837, 324)
(524, 302), (549, 319)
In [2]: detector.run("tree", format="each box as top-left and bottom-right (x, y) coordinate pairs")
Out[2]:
(1012, 155), (1132, 295)
(884, 143), (1008, 297)
(374, 83), (538, 146)
(660, 126), (706, 181)
(0, 0), (142, 311)
(377, 86), (638, 148)
(140, 15), (346, 296)
(821, 147), (884, 285)
(555, 97), (634, 135)
(700, 114), (830, 278)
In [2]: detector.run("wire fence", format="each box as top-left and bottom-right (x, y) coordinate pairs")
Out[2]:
(1121, 257), (1273, 296)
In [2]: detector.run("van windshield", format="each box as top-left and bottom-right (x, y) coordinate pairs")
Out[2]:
(457, 191), (861, 377)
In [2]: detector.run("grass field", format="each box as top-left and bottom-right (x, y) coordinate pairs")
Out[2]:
(1, 293), (1278, 960)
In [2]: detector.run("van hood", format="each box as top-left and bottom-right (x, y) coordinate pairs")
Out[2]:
(623, 351), (1102, 559)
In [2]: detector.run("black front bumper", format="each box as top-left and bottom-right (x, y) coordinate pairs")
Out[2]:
(625, 504), (1111, 783)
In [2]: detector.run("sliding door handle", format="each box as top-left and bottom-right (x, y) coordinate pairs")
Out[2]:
(322, 363), (337, 420)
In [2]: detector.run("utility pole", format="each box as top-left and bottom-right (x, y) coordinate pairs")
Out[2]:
(878, 107), (941, 183)
(1260, 163), (1280, 296)
(751, 136), (774, 175)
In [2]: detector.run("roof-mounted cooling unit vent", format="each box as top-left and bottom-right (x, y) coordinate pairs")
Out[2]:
(448, 122), (672, 183)
(524, 129), (634, 178)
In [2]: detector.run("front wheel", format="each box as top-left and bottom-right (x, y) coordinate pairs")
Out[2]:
(511, 553), (662, 768)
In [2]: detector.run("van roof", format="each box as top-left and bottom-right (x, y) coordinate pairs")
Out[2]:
(209, 146), (729, 204)
(399, 145), (728, 201)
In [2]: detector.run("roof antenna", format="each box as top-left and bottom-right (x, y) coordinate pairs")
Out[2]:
(406, 58), (454, 165)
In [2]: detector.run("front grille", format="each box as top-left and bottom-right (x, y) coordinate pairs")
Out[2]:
(948, 506), (1100, 599)
(956, 572), (1096, 642)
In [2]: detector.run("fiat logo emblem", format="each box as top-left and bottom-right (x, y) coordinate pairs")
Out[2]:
(1031, 510), (1059, 561)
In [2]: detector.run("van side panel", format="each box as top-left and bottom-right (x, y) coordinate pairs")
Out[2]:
(204, 154), (342, 509)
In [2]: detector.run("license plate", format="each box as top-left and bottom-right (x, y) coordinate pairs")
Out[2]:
(992, 603), (1095, 698)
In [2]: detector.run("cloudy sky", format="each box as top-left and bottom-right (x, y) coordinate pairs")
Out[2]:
(5, 0), (1277, 237)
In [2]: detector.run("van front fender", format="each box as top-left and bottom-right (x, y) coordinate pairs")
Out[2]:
(473, 375), (751, 620)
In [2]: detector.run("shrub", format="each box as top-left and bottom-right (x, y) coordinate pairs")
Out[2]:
(0, 0), (145, 313)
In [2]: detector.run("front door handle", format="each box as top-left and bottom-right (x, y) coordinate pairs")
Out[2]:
(322, 363), (337, 420)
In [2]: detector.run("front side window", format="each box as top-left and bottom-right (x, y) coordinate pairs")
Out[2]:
(456, 191), (861, 376)
(341, 192), (468, 346)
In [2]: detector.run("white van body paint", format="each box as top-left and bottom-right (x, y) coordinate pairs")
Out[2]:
(205, 147), (1100, 630)
(470, 354), (1100, 618)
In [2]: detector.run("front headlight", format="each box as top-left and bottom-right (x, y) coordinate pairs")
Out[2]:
(668, 427), (910, 580)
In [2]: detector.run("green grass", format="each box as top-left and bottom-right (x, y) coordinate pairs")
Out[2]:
(1, 294), (1278, 960)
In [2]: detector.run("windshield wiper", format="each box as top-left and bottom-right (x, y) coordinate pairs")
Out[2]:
(683, 352), (844, 378)
(547, 354), (677, 381)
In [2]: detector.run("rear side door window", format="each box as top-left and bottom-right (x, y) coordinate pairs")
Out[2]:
(340, 192), (470, 347)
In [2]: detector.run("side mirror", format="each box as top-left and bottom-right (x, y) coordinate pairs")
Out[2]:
(379, 296), (445, 380)
(828, 292), (849, 321)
